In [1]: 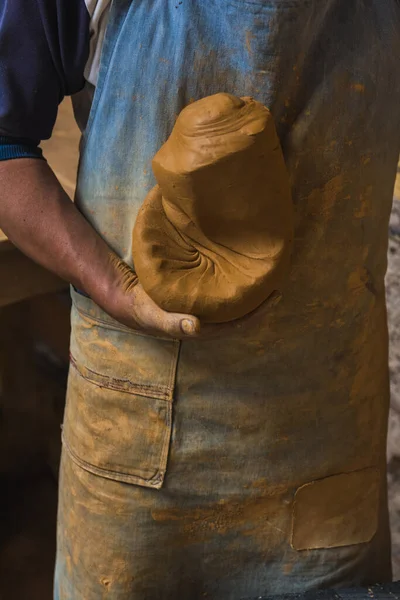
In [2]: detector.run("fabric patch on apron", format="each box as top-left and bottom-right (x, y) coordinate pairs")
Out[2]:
(291, 467), (380, 551)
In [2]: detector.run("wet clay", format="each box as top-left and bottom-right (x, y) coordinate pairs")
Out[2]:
(132, 93), (293, 322)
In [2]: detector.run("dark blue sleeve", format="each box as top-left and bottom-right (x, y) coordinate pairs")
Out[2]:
(0, 0), (90, 146)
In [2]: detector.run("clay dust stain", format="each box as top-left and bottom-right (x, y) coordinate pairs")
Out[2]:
(151, 492), (289, 553)
(100, 576), (112, 589)
(246, 31), (255, 55)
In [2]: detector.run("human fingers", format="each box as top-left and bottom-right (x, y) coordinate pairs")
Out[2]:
(131, 283), (201, 339)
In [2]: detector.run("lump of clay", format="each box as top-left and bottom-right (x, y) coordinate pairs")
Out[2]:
(132, 93), (293, 323)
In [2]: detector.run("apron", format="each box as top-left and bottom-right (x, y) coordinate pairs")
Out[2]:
(56, 1), (400, 598)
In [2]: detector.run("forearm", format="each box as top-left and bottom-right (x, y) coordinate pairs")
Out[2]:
(0, 158), (133, 308)
(0, 157), (199, 338)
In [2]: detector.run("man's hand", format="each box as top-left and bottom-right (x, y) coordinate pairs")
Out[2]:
(101, 255), (201, 338)
(0, 158), (280, 340)
(103, 252), (281, 339)
(0, 158), (203, 339)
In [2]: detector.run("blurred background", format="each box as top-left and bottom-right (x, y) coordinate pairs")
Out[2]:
(0, 99), (399, 598)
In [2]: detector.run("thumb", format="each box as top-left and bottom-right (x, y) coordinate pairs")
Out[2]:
(132, 283), (200, 338)
(161, 312), (201, 338)
(179, 318), (199, 335)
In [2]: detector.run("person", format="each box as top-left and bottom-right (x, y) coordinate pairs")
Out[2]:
(0, 1), (399, 598)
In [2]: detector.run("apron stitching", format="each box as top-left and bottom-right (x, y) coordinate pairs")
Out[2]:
(70, 356), (173, 401)
(62, 434), (164, 487)
(74, 302), (181, 343)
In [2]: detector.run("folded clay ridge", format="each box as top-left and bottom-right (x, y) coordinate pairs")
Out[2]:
(132, 93), (293, 323)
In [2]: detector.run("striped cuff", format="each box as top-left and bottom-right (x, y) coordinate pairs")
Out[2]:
(0, 136), (45, 161)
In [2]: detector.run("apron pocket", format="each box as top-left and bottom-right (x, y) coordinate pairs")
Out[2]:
(291, 467), (380, 551)
(62, 305), (180, 489)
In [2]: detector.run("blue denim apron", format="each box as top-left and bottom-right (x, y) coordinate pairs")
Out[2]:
(56, 1), (400, 598)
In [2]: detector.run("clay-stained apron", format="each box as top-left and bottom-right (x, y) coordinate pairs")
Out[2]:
(56, 1), (400, 598)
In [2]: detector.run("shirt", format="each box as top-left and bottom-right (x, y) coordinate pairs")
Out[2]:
(0, 0), (111, 158)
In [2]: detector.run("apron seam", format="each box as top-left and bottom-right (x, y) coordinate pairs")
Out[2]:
(73, 302), (181, 343)
(62, 434), (165, 489)
(69, 356), (173, 401)
(80, 0), (132, 151)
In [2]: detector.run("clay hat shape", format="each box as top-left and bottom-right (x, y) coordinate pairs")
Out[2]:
(132, 93), (293, 323)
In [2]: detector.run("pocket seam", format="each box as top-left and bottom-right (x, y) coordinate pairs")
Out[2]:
(62, 433), (166, 489)
(74, 302), (179, 343)
(70, 354), (174, 401)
